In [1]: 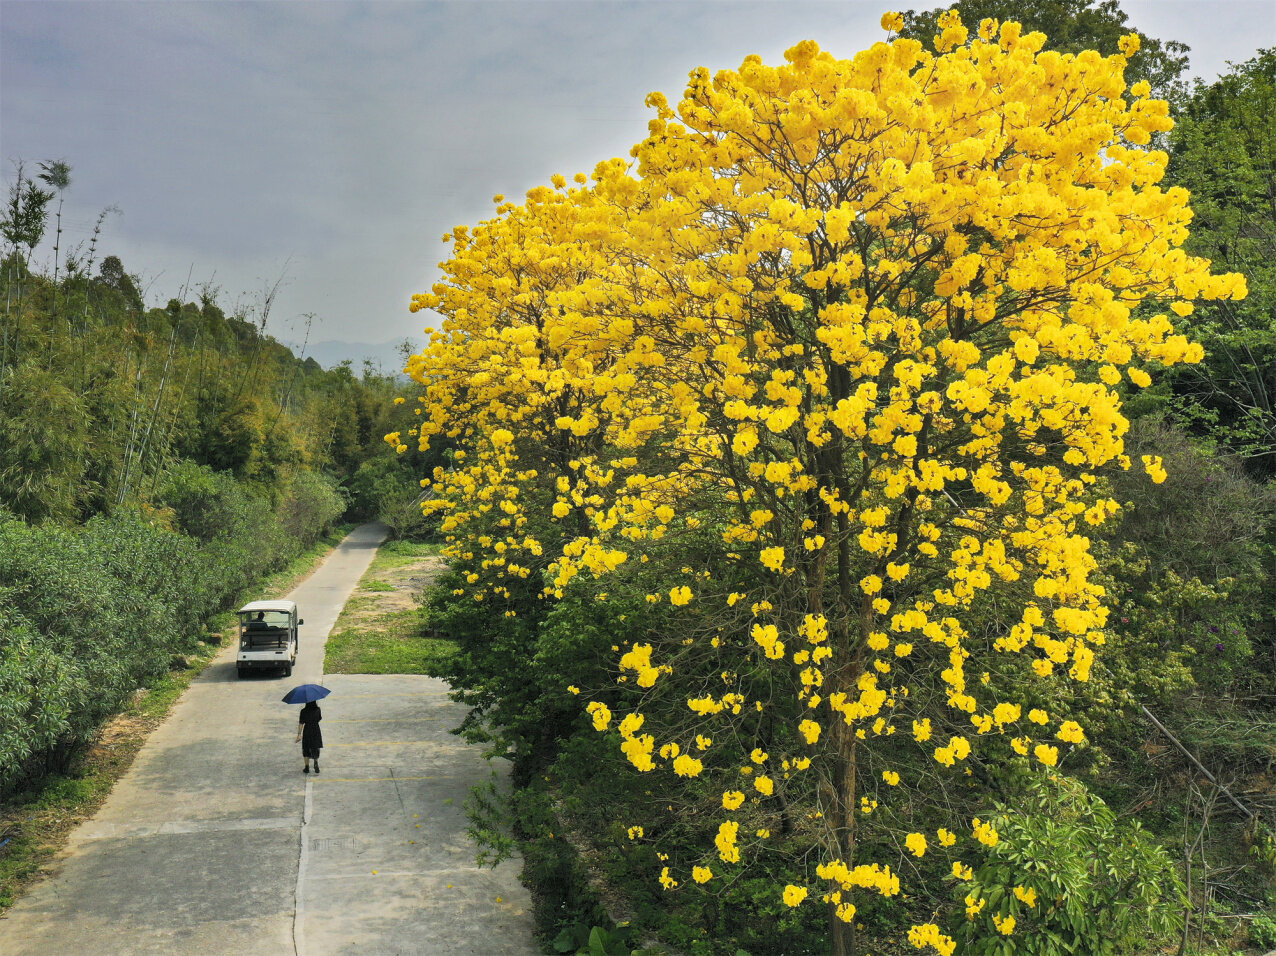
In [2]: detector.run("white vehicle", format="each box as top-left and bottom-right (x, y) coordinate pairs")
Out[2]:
(236, 600), (303, 678)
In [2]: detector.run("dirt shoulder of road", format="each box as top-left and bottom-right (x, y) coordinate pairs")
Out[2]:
(0, 526), (354, 913)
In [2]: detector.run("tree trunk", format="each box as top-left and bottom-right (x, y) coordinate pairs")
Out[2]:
(828, 710), (858, 956)
(826, 524), (869, 956)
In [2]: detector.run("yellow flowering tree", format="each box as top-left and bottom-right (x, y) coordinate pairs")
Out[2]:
(403, 12), (1242, 953)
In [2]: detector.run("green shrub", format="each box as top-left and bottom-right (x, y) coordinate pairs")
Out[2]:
(0, 513), (168, 784)
(157, 460), (256, 544)
(377, 484), (432, 541)
(1251, 912), (1276, 948)
(156, 460), (293, 596)
(0, 491), (324, 796)
(344, 455), (405, 520)
(0, 365), (90, 523)
(1102, 418), (1276, 698)
(278, 470), (345, 547)
(955, 774), (1183, 955)
(0, 606), (78, 792)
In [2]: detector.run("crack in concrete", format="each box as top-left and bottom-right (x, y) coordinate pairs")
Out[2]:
(390, 766), (408, 816)
(292, 777), (313, 956)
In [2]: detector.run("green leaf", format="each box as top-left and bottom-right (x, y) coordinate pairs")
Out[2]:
(588, 926), (610, 956)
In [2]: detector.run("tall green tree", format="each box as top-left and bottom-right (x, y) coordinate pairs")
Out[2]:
(898, 0), (1190, 102)
(1, 161), (53, 374)
(0, 365), (89, 522)
(37, 160), (72, 328)
(1163, 51), (1276, 476)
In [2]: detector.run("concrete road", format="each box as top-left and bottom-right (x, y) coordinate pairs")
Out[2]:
(2, 523), (538, 956)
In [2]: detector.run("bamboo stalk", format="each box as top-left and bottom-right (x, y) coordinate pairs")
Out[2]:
(116, 361), (146, 505)
(130, 324), (178, 496)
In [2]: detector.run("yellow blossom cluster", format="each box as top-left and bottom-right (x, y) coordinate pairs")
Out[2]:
(398, 9), (1241, 946)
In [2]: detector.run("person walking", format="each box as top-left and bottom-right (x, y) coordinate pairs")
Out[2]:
(296, 699), (323, 774)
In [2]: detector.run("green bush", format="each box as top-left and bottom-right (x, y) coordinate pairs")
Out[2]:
(0, 365), (90, 523)
(157, 460), (295, 597)
(1102, 417), (1276, 698)
(278, 470), (345, 547)
(0, 473), (346, 797)
(377, 484), (433, 541)
(344, 455), (406, 520)
(0, 605), (78, 792)
(955, 774), (1183, 955)
(1251, 912), (1276, 948)
(0, 512), (191, 787)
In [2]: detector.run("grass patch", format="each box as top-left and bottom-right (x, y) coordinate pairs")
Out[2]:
(326, 612), (458, 674)
(324, 537), (457, 676)
(0, 523), (356, 914)
(367, 538), (444, 570)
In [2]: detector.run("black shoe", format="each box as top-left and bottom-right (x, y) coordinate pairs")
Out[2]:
(303, 766), (310, 774)
(314, 765), (320, 775)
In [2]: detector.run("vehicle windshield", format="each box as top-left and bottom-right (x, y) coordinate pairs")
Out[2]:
(240, 610), (291, 628)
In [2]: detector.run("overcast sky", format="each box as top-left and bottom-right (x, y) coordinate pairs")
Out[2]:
(3, 1), (1274, 363)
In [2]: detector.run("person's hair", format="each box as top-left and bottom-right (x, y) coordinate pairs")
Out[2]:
(302, 700), (318, 712)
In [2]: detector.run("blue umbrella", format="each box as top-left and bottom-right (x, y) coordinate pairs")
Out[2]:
(282, 684), (331, 704)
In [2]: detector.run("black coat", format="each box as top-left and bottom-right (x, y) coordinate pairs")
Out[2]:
(299, 704), (323, 754)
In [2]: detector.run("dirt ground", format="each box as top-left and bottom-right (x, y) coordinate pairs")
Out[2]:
(336, 552), (445, 627)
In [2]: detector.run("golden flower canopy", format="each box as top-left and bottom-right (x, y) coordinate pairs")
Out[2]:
(398, 11), (1243, 951)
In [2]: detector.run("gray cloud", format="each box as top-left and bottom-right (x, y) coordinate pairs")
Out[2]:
(4, 0), (1273, 352)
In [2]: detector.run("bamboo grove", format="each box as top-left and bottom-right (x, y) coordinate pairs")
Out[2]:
(400, 14), (1249, 954)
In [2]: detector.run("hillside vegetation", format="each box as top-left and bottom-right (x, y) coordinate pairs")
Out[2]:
(0, 186), (434, 796)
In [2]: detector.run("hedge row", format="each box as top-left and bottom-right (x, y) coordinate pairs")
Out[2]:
(0, 463), (344, 795)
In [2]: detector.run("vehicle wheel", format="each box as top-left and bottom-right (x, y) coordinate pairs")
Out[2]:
(283, 663), (292, 677)
(237, 666), (246, 679)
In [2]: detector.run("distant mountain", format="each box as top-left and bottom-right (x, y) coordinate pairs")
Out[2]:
(285, 337), (423, 374)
